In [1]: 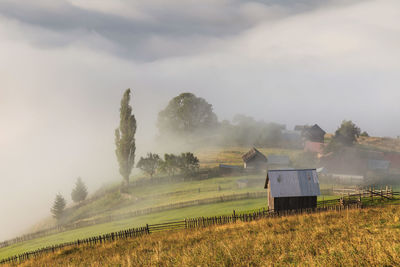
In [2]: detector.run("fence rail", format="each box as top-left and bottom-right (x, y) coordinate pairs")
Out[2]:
(2, 188), (398, 265)
(0, 191), (267, 249)
(0, 202), (365, 265)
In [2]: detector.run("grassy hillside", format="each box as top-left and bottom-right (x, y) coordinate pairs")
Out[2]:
(8, 205), (400, 266)
(0, 198), (268, 260)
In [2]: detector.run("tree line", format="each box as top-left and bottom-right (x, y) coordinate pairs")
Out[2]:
(137, 152), (199, 178)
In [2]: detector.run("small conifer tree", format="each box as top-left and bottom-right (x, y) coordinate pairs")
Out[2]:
(51, 194), (66, 222)
(71, 177), (88, 204)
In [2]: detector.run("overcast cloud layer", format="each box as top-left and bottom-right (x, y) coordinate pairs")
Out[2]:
(1, 0), (400, 241)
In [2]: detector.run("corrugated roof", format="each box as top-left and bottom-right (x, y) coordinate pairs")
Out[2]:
(368, 159), (390, 170)
(267, 154), (290, 165)
(265, 169), (320, 198)
(242, 147), (267, 163)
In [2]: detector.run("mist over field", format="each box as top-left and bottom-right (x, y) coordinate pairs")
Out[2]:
(1, 0), (400, 241)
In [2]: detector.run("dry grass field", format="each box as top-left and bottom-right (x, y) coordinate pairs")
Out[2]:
(358, 136), (400, 152)
(9, 205), (400, 267)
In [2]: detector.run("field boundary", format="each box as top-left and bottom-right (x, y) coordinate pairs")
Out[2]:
(0, 205), (359, 265)
(1, 190), (398, 265)
(0, 191), (267, 249)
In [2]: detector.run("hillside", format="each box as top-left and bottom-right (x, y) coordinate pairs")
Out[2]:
(7, 205), (400, 266)
(1, 143), (398, 262)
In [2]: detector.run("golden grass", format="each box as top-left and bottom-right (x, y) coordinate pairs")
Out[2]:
(358, 136), (400, 152)
(10, 205), (400, 267)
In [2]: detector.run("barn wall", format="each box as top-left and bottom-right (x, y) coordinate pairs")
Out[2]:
(272, 196), (317, 211)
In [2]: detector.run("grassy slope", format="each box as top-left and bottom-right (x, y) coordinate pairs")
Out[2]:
(0, 194), (339, 261)
(0, 198), (267, 260)
(10, 205), (400, 267)
(0, 146), (340, 260)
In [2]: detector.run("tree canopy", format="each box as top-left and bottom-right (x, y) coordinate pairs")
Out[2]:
(115, 89), (137, 186)
(136, 153), (161, 178)
(325, 120), (361, 152)
(157, 93), (218, 136)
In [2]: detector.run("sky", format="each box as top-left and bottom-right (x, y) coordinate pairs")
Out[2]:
(1, 0), (400, 241)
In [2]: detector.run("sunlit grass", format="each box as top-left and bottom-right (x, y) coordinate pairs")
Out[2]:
(10, 205), (400, 266)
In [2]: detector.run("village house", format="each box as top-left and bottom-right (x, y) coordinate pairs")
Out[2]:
(295, 124), (326, 143)
(264, 169), (320, 211)
(242, 147), (267, 170)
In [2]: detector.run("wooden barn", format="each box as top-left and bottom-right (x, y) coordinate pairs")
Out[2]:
(242, 147), (267, 170)
(296, 124), (326, 143)
(264, 169), (320, 211)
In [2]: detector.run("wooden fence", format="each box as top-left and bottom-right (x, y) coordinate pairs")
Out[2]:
(0, 191), (268, 249)
(1, 186), (395, 250)
(0, 201), (366, 266)
(0, 189), (397, 265)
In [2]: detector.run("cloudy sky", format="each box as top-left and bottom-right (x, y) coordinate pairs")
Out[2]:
(0, 0), (400, 240)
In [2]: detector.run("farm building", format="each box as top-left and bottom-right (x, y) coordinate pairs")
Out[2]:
(242, 147), (267, 170)
(295, 124), (326, 143)
(267, 154), (290, 168)
(264, 169), (320, 211)
(304, 140), (325, 154)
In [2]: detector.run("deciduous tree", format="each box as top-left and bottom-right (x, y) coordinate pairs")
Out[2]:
(137, 153), (161, 178)
(157, 93), (218, 136)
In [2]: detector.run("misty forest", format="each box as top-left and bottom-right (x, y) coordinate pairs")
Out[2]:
(1, 0), (400, 266)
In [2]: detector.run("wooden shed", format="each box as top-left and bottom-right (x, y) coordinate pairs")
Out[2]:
(242, 147), (268, 170)
(296, 124), (326, 143)
(264, 169), (320, 211)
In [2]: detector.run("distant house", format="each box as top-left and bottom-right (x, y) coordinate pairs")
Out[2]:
(267, 154), (290, 168)
(242, 147), (267, 170)
(264, 169), (320, 211)
(302, 124), (326, 143)
(304, 141), (325, 154)
(295, 124), (326, 143)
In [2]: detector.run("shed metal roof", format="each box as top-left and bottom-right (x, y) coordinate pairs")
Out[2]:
(265, 169), (320, 198)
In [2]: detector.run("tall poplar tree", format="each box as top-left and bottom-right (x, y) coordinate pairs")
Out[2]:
(115, 89), (137, 187)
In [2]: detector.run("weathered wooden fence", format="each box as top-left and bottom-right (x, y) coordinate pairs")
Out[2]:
(0, 201), (368, 265)
(0, 191), (268, 249)
(0, 189), (397, 265)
